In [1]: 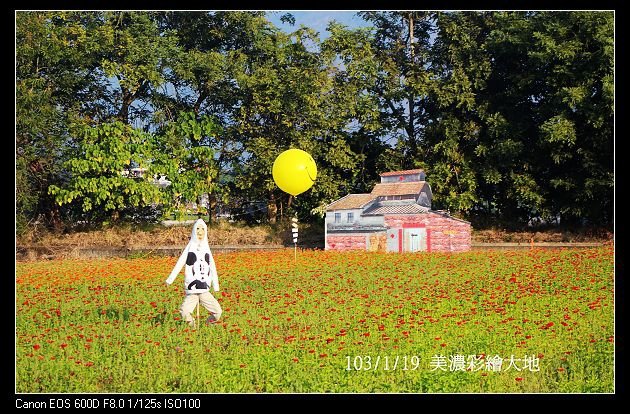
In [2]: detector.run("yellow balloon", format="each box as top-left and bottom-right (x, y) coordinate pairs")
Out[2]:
(272, 149), (317, 196)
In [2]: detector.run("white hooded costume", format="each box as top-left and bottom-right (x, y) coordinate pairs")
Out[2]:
(166, 219), (219, 294)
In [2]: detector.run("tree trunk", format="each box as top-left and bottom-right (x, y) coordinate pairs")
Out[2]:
(193, 90), (208, 115)
(118, 80), (149, 124)
(46, 204), (64, 233)
(408, 12), (414, 60)
(208, 193), (217, 224)
(118, 89), (132, 124)
(267, 193), (278, 223)
(279, 200), (283, 220)
(407, 12), (418, 161)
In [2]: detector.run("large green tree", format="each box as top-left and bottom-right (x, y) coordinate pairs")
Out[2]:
(428, 11), (493, 215)
(521, 11), (613, 225)
(231, 23), (335, 222)
(16, 12), (111, 232)
(154, 11), (269, 222)
(152, 112), (222, 220)
(97, 12), (181, 124)
(356, 12), (436, 165)
(16, 11), (613, 231)
(430, 11), (613, 224)
(47, 122), (166, 224)
(321, 22), (387, 195)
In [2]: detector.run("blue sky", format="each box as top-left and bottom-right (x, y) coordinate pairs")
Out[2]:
(266, 11), (369, 38)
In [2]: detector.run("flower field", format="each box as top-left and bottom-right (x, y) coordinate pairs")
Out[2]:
(15, 247), (614, 393)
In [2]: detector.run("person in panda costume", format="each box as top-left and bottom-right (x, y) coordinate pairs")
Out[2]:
(165, 219), (222, 327)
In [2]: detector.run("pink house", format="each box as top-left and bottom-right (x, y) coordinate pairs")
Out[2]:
(325, 169), (471, 252)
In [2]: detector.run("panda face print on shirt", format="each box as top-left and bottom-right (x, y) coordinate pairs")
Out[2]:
(186, 251), (211, 290)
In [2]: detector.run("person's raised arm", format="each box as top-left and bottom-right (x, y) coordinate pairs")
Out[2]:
(208, 250), (219, 291)
(166, 246), (189, 286)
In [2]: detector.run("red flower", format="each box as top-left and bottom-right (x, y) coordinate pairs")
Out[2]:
(33, 344), (40, 350)
(515, 377), (523, 382)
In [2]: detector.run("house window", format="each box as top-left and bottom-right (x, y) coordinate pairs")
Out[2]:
(334, 213), (341, 223)
(347, 212), (354, 223)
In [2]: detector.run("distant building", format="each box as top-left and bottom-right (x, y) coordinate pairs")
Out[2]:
(121, 168), (172, 188)
(325, 169), (471, 252)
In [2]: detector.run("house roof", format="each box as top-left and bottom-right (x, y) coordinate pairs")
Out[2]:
(379, 169), (424, 177)
(370, 181), (426, 196)
(363, 203), (430, 216)
(431, 210), (471, 224)
(326, 194), (376, 211)
(327, 225), (388, 233)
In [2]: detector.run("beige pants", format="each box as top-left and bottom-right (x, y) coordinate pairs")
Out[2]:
(180, 292), (222, 325)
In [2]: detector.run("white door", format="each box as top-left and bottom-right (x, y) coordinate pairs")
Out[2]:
(386, 228), (400, 252)
(406, 228), (427, 252)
